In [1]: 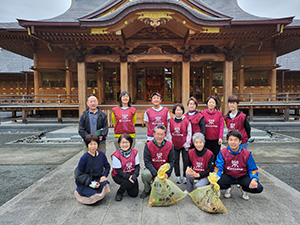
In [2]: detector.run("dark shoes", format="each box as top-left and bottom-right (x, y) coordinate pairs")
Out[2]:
(140, 190), (150, 199)
(115, 193), (123, 201)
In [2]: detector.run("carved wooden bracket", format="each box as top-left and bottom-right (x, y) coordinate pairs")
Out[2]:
(136, 12), (174, 28)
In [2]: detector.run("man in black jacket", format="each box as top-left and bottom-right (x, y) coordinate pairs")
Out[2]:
(78, 96), (108, 153)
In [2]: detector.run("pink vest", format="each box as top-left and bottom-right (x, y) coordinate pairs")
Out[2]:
(224, 113), (248, 143)
(169, 117), (189, 148)
(146, 107), (169, 137)
(201, 110), (223, 140)
(111, 148), (138, 178)
(188, 148), (214, 175)
(185, 112), (203, 144)
(113, 106), (136, 134)
(147, 140), (172, 171)
(221, 147), (250, 178)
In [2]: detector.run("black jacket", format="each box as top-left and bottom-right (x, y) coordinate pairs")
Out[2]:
(78, 108), (108, 143)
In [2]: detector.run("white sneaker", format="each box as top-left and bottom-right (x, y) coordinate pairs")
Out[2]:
(176, 176), (181, 184)
(182, 177), (187, 184)
(183, 190), (189, 194)
(224, 187), (233, 198)
(239, 186), (249, 200)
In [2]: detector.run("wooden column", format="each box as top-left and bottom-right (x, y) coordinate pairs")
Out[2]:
(33, 53), (39, 97)
(65, 60), (71, 102)
(128, 63), (133, 101)
(239, 68), (245, 94)
(78, 62), (87, 117)
(208, 66), (213, 96)
(120, 62), (128, 92)
(223, 60), (233, 113)
(270, 68), (277, 99)
(182, 61), (190, 111)
(96, 64), (104, 104)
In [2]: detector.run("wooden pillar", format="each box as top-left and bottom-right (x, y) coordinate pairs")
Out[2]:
(182, 61), (190, 111)
(33, 53), (39, 98)
(120, 62), (128, 92)
(65, 60), (71, 100)
(208, 66), (213, 96)
(78, 62), (87, 117)
(22, 108), (27, 123)
(239, 68), (245, 94)
(97, 64), (104, 104)
(271, 68), (277, 100)
(57, 108), (62, 123)
(223, 60), (233, 113)
(174, 64), (181, 102)
(12, 110), (16, 118)
(128, 63), (133, 102)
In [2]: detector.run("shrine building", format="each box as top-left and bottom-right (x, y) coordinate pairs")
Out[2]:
(1, 0), (300, 119)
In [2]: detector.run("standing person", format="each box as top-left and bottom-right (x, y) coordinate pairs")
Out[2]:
(201, 95), (224, 158)
(144, 92), (171, 141)
(74, 134), (110, 205)
(140, 125), (175, 199)
(111, 134), (140, 201)
(167, 103), (192, 184)
(185, 133), (214, 193)
(112, 91), (137, 149)
(185, 97), (206, 147)
(78, 95), (108, 153)
(224, 95), (251, 149)
(214, 130), (263, 200)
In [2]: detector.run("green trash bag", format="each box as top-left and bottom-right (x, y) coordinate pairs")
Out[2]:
(189, 173), (227, 213)
(148, 163), (187, 207)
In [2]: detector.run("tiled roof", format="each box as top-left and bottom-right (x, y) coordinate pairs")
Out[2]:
(0, 49), (33, 73)
(277, 49), (300, 71)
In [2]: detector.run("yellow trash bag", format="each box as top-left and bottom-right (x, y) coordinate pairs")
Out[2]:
(148, 163), (187, 207)
(189, 172), (227, 213)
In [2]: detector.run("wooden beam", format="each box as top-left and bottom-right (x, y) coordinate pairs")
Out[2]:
(77, 62), (87, 117)
(223, 60), (233, 113)
(86, 54), (120, 63)
(120, 61), (128, 92)
(128, 54), (182, 62)
(190, 54), (225, 62)
(182, 61), (190, 111)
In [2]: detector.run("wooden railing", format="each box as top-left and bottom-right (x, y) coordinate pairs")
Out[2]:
(0, 94), (79, 105)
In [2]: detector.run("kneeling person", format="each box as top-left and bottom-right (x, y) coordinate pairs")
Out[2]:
(111, 134), (140, 201)
(214, 130), (263, 200)
(140, 125), (175, 199)
(185, 133), (214, 192)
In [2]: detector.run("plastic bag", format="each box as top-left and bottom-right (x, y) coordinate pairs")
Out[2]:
(189, 172), (227, 213)
(148, 163), (187, 207)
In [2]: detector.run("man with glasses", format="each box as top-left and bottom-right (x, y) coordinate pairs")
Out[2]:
(140, 124), (175, 199)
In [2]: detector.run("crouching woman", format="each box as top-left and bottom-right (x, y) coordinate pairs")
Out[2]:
(74, 134), (111, 204)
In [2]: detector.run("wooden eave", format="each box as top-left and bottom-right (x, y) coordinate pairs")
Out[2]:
(230, 17), (294, 26)
(18, 19), (80, 27)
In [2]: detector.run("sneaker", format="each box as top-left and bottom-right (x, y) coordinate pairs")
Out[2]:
(224, 187), (233, 198)
(115, 193), (123, 201)
(176, 176), (181, 184)
(239, 186), (249, 200)
(140, 190), (150, 199)
(182, 177), (187, 184)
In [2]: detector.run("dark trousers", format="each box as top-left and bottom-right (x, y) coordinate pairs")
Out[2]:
(218, 173), (263, 194)
(113, 174), (139, 197)
(174, 147), (188, 177)
(205, 139), (221, 159)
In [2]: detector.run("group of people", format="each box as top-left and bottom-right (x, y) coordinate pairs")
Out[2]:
(74, 91), (263, 205)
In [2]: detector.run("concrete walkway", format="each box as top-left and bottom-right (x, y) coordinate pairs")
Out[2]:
(1, 138), (300, 225)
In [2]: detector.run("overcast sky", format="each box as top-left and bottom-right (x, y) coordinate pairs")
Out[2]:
(0, 0), (299, 22)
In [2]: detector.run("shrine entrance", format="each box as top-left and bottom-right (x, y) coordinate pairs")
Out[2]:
(132, 63), (179, 103)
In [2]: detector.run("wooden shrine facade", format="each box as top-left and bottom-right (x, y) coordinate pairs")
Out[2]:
(1, 0), (300, 115)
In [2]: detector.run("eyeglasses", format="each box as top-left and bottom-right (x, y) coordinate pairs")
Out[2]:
(154, 133), (165, 137)
(120, 141), (130, 144)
